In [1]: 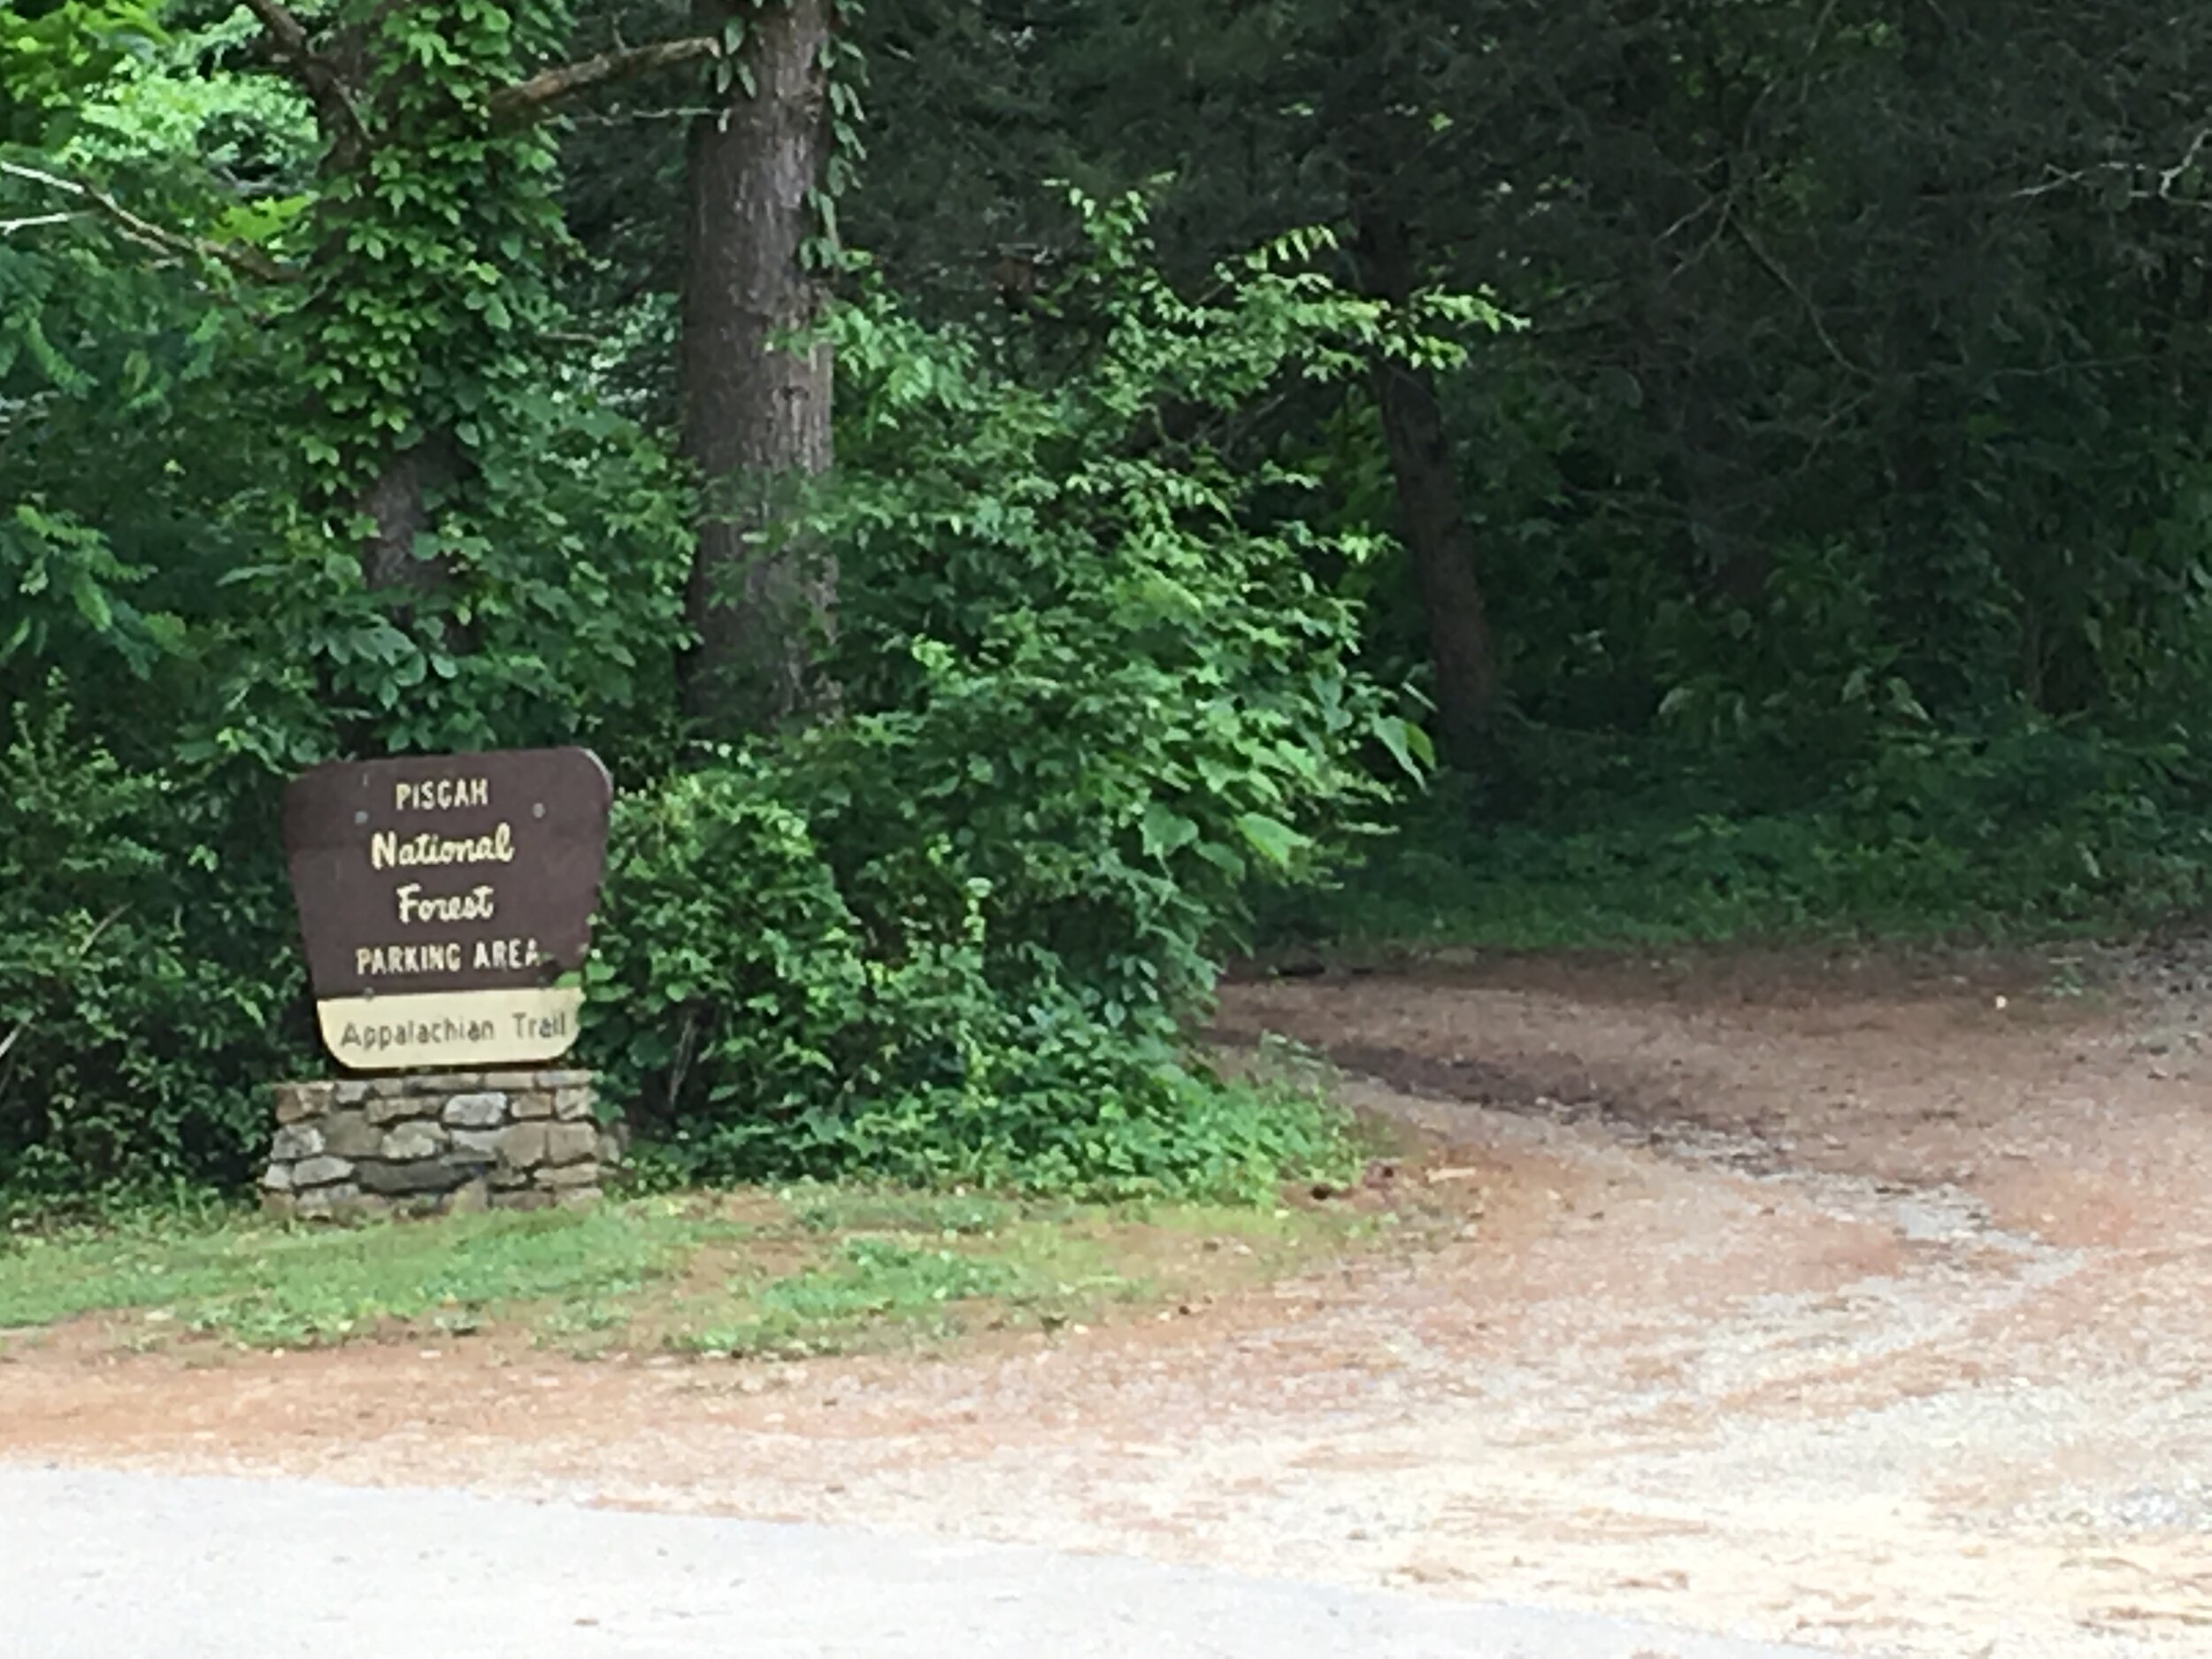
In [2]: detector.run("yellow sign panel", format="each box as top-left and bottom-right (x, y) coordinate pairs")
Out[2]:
(313, 987), (586, 1071)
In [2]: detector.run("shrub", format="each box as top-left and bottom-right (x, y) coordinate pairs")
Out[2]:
(0, 696), (307, 1203)
(580, 198), (1463, 1195)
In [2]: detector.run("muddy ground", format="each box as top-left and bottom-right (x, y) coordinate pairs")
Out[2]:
(6, 948), (2211, 1656)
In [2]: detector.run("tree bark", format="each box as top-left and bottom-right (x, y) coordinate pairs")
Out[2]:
(1353, 201), (1497, 766)
(358, 435), (465, 599)
(245, 3), (463, 605)
(680, 0), (836, 732)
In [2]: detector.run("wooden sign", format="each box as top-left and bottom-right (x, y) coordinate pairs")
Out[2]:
(282, 748), (613, 1071)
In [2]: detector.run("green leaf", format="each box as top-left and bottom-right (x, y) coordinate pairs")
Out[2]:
(1234, 812), (1308, 869)
(1141, 802), (1199, 858)
(69, 573), (113, 631)
(1371, 715), (1432, 783)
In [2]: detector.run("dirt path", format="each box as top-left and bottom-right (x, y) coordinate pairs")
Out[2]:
(7, 953), (2212, 1656)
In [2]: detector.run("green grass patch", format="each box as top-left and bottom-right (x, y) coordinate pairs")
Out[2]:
(0, 1202), (710, 1349)
(653, 1187), (1371, 1360)
(0, 1186), (1377, 1360)
(786, 1189), (1020, 1237)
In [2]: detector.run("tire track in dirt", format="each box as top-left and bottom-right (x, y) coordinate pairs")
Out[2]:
(1216, 967), (2212, 1655)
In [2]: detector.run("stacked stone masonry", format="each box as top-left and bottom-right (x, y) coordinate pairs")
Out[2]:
(262, 1071), (621, 1221)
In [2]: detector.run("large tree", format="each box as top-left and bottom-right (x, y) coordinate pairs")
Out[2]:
(225, 0), (603, 595)
(680, 0), (837, 730)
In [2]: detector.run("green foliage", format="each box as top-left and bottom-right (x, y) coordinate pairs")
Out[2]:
(0, 696), (307, 1202)
(588, 748), (1358, 1197)
(0, 2), (164, 144)
(0, 2), (691, 1206)
(32, 0), (2212, 1217)
(290, 1), (572, 503)
(0, 503), (179, 673)
(183, 0), (700, 768)
(199, 395), (693, 769)
(1288, 720), (2212, 951)
(584, 200), (1426, 1195)
(847, 0), (2212, 962)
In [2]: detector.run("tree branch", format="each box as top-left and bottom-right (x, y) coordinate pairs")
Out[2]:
(1726, 209), (1872, 382)
(240, 0), (371, 160)
(238, 0), (311, 58)
(0, 162), (297, 282)
(488, 37), (720, 122)
(2012, 127), (2212, 208)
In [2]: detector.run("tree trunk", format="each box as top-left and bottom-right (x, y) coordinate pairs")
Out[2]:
(680, 0), (836, 732)
(1354, 201), (1496, 766)
(358, 434), (463, 598)
(258, 7), (459, 607)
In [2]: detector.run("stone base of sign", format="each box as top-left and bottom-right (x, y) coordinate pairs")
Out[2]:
(260, 1070), (622, 1223)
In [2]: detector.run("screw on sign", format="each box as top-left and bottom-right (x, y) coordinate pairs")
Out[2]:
(282, 749), (613, 1071)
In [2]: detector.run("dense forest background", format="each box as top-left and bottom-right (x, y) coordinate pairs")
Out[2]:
(9, 1), (2212, 1205)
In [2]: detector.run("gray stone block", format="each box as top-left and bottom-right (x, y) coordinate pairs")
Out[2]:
(539, 1163), (600, 1190)
(366, 1093), (425, 1126)
(260, 1162), (296, 1194)
(357, 1157), (474, 1198)
(534, 1070), (594, 1090)
(334, 1079), (372, 1105)
(380, 1122), (447, 1160)
(289, 1156), (354, 1191)
(551, 1087), (594, 1122)
(273, 1083), (333, 1125)
(405, 1072), (485, 1094)
(500, 1123), (550, 1169)
(510, 1091), (556, 1121)
(442, 1092), (508, 1129)
(322, 1111), (382, 1160)
(449, 1128), (505, 1156)
(269, 1124), (324, 1163)
(291, 1182), (364, 1221)
(543, 1123), (597, 1165)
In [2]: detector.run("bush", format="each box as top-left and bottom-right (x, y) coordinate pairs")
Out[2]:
(588, 764), (1356, 1196)
(0, 696), (308, 1204)
(4, 195), (1449, 1206)
(580, 199), (1459, 1196)
(1274, 713), (2212, 950)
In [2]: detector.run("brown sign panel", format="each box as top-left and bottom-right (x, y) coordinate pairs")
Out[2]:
(283, 748), (613, 1071)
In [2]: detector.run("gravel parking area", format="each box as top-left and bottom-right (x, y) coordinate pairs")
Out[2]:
(7, 950), (2209, 1656)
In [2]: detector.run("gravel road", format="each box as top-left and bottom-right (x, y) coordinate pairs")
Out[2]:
(8, 951), (2212, 1656)
(1, 1465), (1827, 1658)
